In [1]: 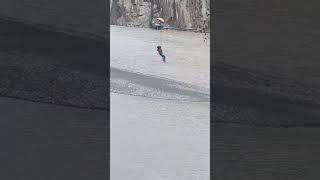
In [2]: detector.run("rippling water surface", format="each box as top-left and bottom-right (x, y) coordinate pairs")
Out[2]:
(111, 93), (210, 180)
(111, 26), (210, 179)
(111, 25), (210, 89)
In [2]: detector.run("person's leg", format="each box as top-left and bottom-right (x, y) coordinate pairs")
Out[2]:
(161, 54), (166, 62)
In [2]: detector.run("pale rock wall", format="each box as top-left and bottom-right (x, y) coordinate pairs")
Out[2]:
(110, 0), (210, 31)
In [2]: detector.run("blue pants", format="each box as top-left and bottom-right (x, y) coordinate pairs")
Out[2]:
(160, 54), (166, 62)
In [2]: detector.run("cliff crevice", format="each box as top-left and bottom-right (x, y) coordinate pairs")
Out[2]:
(110, 0), (210, 31)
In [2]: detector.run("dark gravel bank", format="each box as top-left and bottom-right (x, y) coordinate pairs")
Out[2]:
(0, 51), (107, 110)
(212, 62), (320, 127)
(0, 18), (107, 110)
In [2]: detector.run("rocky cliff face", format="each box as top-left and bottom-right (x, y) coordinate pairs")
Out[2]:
(110, 0), (210, 31)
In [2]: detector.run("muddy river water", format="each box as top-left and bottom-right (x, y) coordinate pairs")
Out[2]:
(111, 26), (210, 180)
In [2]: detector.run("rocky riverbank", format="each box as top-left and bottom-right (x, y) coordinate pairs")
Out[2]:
(213, 61), (320, 127)
(0, 17), (107, 110)
(0, 51), (107, 110)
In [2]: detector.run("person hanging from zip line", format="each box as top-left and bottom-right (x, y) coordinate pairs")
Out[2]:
(157, 46), (166, 63)
(154, 18), (166, 62)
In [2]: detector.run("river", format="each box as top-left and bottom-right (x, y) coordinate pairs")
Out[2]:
(110, 25), (210, 90)
(111, 25), (210, 180)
